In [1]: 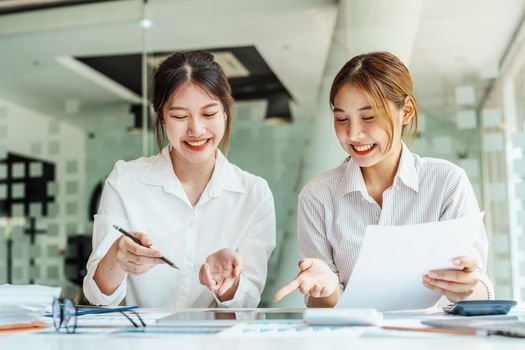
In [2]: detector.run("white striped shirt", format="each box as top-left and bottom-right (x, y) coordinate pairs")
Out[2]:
(298, 143), (494, 300)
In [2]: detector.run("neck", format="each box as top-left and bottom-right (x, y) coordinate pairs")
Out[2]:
(361, 142), (403, 192)
(170, 149), (216, 184)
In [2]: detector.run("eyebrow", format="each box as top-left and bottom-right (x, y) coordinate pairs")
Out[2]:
(168, 103), (219, 111)
(332, 105), (372, 113)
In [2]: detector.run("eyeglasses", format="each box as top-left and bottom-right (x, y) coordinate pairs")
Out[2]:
(52, 298), (146, 334)
(52, 298), (77, 334)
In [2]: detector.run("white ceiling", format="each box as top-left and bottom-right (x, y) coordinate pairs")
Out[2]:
(0, 0), (523, 126)
(410, 0), (525, 111)
(0, 0), (337, 124)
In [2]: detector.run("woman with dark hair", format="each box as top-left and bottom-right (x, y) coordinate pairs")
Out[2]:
(273, 51), (493, 307)
(83, 51), (276, 308)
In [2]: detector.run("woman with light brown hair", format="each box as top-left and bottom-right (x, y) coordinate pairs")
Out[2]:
(273, 51), (493, 307)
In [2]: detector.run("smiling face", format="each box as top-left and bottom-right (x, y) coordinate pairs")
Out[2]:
(333, 83), (406, 169)
(162, 83), (226, 165)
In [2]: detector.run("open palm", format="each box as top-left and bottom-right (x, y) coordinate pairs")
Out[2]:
(199, 249), (243, 296)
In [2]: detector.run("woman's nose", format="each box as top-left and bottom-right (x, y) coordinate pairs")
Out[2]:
(187, 117), (205, 136)
(348, 123), (365, 141)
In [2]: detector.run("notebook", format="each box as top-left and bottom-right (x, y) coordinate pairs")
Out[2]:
(422, 315), (525, 338)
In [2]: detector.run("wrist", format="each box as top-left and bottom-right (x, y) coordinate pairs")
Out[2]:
(468, 280), (490, 300)
(93, 239), (127, 295)
(217, 274), (241, 302)
(307, 287), (340, 308)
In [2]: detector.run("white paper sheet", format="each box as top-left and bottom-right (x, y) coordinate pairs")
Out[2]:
(303, 308), (382, 326)
(218, 321), (362, 338)
(0, 284), (61, 311)
(337, 214), (483, 312)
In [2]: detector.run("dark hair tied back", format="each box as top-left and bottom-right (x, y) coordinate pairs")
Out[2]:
(151, 51), (234, 153)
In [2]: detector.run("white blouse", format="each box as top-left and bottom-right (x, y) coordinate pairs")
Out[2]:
(83, 147), (276, 308)
(298, 143), (494, 300)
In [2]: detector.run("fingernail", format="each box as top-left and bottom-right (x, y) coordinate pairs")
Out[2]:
(454, 259), (461, 265)
(429, 272), (437, 278)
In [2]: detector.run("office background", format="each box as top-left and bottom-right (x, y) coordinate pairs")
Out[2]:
(0, 0), (524, 307)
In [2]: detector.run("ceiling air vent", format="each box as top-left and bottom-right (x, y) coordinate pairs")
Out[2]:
(211, 51), (250, 78)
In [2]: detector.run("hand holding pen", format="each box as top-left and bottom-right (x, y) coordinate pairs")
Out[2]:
(112, 224), (179, 275)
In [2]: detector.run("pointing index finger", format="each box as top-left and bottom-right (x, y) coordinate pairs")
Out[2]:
(273, 279), (300, 302)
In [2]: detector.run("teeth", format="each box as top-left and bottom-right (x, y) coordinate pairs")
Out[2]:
(187, 139), (207, 147)
(353, 144), (374, 152)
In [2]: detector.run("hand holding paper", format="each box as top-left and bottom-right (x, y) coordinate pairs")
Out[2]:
(423, 256), (483, 302)
(337, 213), (484, 311)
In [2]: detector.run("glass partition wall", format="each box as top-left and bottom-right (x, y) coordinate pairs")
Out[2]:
(1, 0), (524, 306)
(500, 30), (525, 301)
(0, 0), (154, 300)
(0, 0), (325, 304)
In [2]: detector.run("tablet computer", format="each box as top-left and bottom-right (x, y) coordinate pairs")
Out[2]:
(155, 308), (304, 327)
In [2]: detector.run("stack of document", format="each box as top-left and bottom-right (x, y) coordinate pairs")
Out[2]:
(0, 284), (61, 310)
(0, 284), (61, 330)
(0, 305), (47, 330)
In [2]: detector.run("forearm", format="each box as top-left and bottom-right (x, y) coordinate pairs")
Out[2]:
(307, 288), (340, 308)
(93, 241), (126, 296)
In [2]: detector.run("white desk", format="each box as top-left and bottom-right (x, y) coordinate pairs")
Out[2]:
(2, 333), (524, 349)
(1, 308), (524, 349)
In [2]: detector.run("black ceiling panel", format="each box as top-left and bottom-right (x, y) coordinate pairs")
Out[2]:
(76, 45), (293, 102)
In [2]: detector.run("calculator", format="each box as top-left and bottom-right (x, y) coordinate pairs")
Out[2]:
(443, 300), (517, 316)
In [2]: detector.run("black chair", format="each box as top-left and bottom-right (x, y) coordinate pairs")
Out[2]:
(64, 235), (92, 304)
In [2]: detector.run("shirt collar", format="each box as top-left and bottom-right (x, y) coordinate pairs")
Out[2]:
(336, 142), (419, 198)
(141, 147), (245, 202)
(337, 156), (367, 198)
(207, 149), (246, 197)
(397, 142), (419, 192)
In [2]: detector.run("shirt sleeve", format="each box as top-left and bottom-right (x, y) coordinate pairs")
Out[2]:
(297, 187), (344, 295)
(216, 180), (276, 308)
(83, 161), (130, 306)
(439, 167), (495, 300)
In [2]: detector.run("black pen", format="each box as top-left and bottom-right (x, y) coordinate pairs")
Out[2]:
(112, 224), (179, 270)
